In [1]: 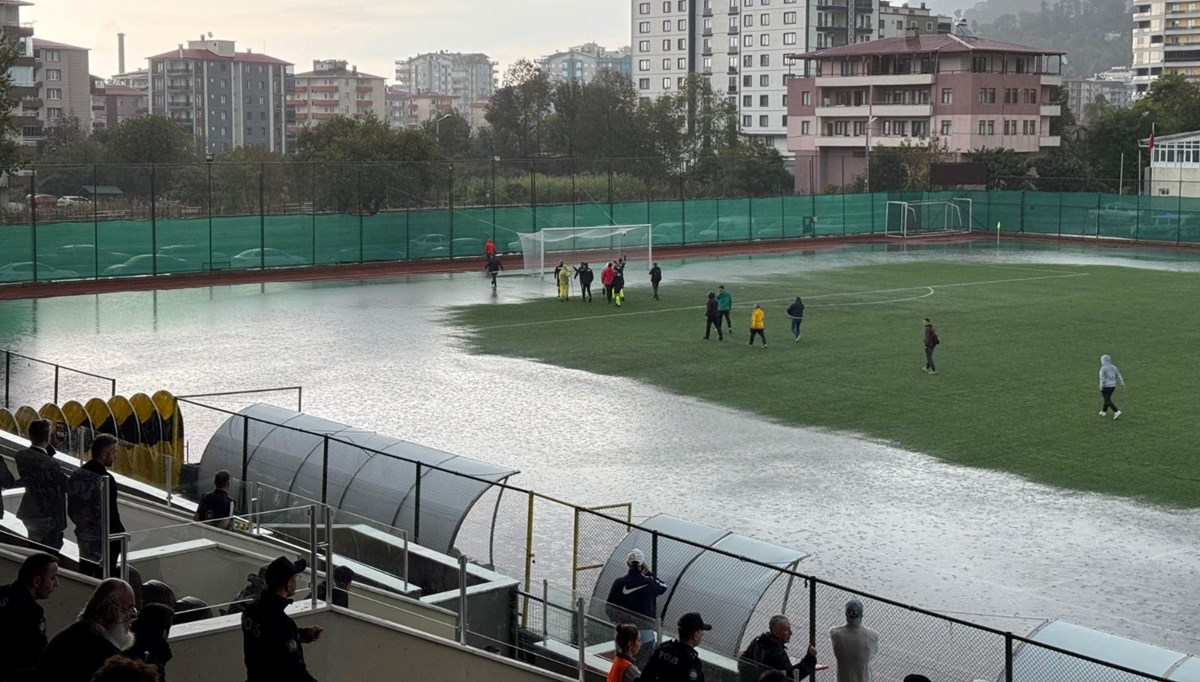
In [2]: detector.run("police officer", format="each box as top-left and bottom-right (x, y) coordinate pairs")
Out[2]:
(242, 556), (321, 682)
(605, 549), (668, 665)
(640, 612), (712, 682)
(0, 552), (60, 681)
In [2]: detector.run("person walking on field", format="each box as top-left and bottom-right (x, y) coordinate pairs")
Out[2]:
(649, 262), (662, 300)
(704, 292), (724, 341)
(1099, 354), (1125, 420)
(574, 262), (594, 302)
(556, 260), (571, 301)
(717, 285), (733, 333)
(922, 318), (939, 374)
(612, 264), (626, 307)
(786, 296), (805, 341)
(602, 262), (616, 304)
(749, 304), (766, 348)
(484, 237), (496, 261)
(484, 255), (503, 288)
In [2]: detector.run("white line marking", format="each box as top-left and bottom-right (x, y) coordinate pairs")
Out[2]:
(468, 271), (1089, 330)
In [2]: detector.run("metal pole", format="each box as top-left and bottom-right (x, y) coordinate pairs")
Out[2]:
(150, 164), (157, 275)
(413, 462), (422, 545)
(259, 163), (266, 268)
(252, 482), (261, 536)
(3, 351), (9, 408)
(309, 505), (318, 609)
(240, 416), (250, 511)
(576, 597), (587, 682)
(522, 490), (534, 628)
(119, 534), (129, 583)
(458, 555), (469, 645)
(808, 578), (817, 646)
(1004, 631), (1014, 682)
(100, 476), (111, 579)
(403, 530), (410, 587)
(324, 503), (333, 601)
(53, 365), (59, 404)
(164, 455), (173, 504)
(92, 164), (99, 278)
(320, 435), (329, 505)
(541, 579), (549, 639)
(30, 172), (37, 282)
(1118, 152), (1124, 195)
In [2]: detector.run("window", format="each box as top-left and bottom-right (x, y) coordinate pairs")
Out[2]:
(759, 115), (769, 126)
(678, 18), (687, 30)
(801, 120), (810, 134)
(663, 77), (673, 89)
(730, 56), (740, 68)
(743, 114), (752, 126)
(941, 120), (951, 135)
(42, 49), (60, 61)
(640, 21), (651, 32)
(744, 14), (753, 27)
(743, 74), (752, 86)
(47, 107), (62, 118)
(663, 58), (672, 69)
(784, 32), (796, 45)
(663, 0), (671, 10)
(246, 110), (253, 120)
(639, 78), (651, 89)
(663, 19), (672, 31)
(703, 57), (713, 69)
(782, 94), (788, 105)
(759, 94), (769, 106)
(639, 59), (650, 71)
(784, 11), (797, 24)
(679, 0), (686, 9)
(46, 88), (61, 100)
(46, 69), (61, 81)
(760, 54), (769, 66)
(664, 39), (673, 50)
(743, 54), (754, 67)
(977, 88), (995, 104)
(801, 91), (811, 105)
(639, 40), (651, 51)
(743, 94), (753, 106)
(760, 13), (770, 25)
(678, 38), (686, 49)
(246, 126), (253, 137)
(978, 119), (986, 135)
(678, 57), (687, 69)
(759, 74), (769, 86)
(913, 121), (929, 137)
(971, 55), (987, 73)
(730, 37), (738, 47)
(761, 34), (770, 46)
(743, 34), (753, 46)
(941, 88), (952, 104)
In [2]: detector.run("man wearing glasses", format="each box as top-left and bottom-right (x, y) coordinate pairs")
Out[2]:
(38, 578), (137, 681)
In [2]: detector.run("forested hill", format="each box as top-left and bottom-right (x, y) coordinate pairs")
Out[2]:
(966, 0), (1132, 78)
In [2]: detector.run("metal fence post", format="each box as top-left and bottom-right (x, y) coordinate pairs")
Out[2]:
(3, 350), (8, 409)
(458, 555), (469, 645)
(522, 490), (534, 628)
(259, 163), (266, 268)
(324, 503), (333, 603)
(150, 164), (158, 274)
(1004, 631), (1014, 682)
(413, 461), (422, 545)
(53, 365), (59, 404)
(30, 172), (38, 282)
(251, 482), (261, 536)
(240, 416), (250, 511)
(808, 578), (817, 646)
(100, 476), (111, 579)
(320, 435), (329, 505)
(403, 530), (410, 588)
(541, 579), (549, 639)
(119, 533), (129, 583)
(309, 505), (318, 609)
(576, 597), (587, 682)
(163, 455), (173, 504)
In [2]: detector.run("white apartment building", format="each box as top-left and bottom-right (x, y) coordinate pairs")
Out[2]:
(290, 59), (386, 134)
(877, 1), (951, 39)
(632, 0), (879, 156)
(394, 51), (496, 118)
(1131, 1), (1200, 96)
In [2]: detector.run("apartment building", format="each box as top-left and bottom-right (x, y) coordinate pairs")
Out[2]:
(111, 68), (149, 90)
(877, 1), (952, 39)
(90, 77), (148, 132)
(537, 42), (632, 84)
(147, 38), (292, 155)
(33, 38), (90, 131)
(0, 0), (40, 146)
(394, 51), (496, 117)
(385, 87), (456, 129)
(631, 0), (878, 156)
(1065, 66), (1135, 124)
(289, 59), (386, 135)
(786, 31), (1064, 192)
(1132, 1), (1200, 95)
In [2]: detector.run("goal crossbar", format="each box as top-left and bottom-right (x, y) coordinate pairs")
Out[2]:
(517, 224), (653, 274)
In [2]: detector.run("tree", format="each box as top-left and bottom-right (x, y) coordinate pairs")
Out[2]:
(421, 110), (472, 160)
(35, 117), (103, 196)
(864, 135), (950, 191)
(967, 147), (1030, 189)
(485, 60), (552, 158)
(103, 115), (199, 165)
(0, 35), (27, 173)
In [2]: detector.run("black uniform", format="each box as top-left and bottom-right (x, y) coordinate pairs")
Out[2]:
(574, 266), (594, 301)
(641, 639), (704, 682)
(242, 591), (318, 682)
(0, 583), (47, 680)
(484, 258), (503, 287)
(67, 459), (125, 577)
(649, 265), (662, 300)
(14, 445), (68, 550)
(738, 632), (816, 682)
(194, 488), (235, 527)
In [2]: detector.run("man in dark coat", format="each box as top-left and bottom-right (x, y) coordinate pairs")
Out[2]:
(641, 612), (712, 682)
(606, 549), (668, 666)
(38, 578), (137, 682)
(68, 434), (124, 577)
(704, 292), (724, 341)
(786, 297), (806, 342)
(0, 552), (59, 681)
(14, 419), (69, 550)
(649, 262), (662, 300)
(242, 556), (322, 682)
(574, 262), (594, 302)
(738, 615), (818, 682)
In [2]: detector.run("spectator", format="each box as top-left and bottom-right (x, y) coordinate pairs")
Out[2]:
(738, 615), (817, 682)
(242, 556), (321, 682)
(716, 285), (733, 333)
(786, 296), (806, 342)
(224, 564), (268, 615)
(640, 612), (712, 682)
(574, 262), (594, 302)
(124, 603), (173, 682)
(140, 581), (177, 612)
(172, 597), (213, 625)
(89, 656), (159, 682)
(67, 434), (125, 577)
(829, 599), (878, 682)
(649, 262), (662, 300)
(605, 548), (667, 666)
(317, 565), (355, 608)
(193, 469), (234, 530)
(38, 578), (138, 682)
(606, 623), (642, 682)
(14, 419), (69, 550)
(704, 292), (724, 341)
(0, 552), (60, 680)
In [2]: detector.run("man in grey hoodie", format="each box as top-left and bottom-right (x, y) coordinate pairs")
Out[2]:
(829, 599), (878, 682)
(1099, 354), (1125, 420)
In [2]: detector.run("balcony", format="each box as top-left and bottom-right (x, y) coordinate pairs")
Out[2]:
(356, 86), (374, 93)
(312, 99), (338, 107)
(1039, 135), (1061, 147)
(286, 98), (307, 106)
(815, 103), (931, 117)
(854, 25), (873, 32)
(295, 112), (309, 120)
(816, 73), (934, 87)
(166, 66), (193, 75)
(167, 98), (193, 106)
(816, 24), (846, 32)
(294, 86), (308, 93)
(815, 134), (911, 148)
(816, 0), (848, 9)
(728, 85), (738, 93)
(854, 1), (874, 12)
(728, 67), (738, 74)
(21, 96), (42, 110)
(311, 85), (338, 93)
(1039, 104), (1061, 117)
(728, 26), (739, 34)
(9, 25), (33, 37)
(1039, 74), (1063, 86)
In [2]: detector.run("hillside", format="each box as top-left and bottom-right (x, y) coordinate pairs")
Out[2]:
(968, 0), (1131, 79)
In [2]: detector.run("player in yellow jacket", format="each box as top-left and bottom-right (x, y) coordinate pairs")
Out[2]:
(556, 261), (571, 301)
(749, 304), (766, 347)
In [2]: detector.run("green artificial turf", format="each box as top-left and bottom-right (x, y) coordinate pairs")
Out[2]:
(451, 261), (1199, 508)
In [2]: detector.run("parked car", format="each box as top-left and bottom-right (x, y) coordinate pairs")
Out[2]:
(157, 244), (229, 266)
(231, 248), (307, 269)
(102, 254), (191, 276)
(24, 194), (58, 208)
(56, 195), (91, 208)
(45, 244), (132, 271)
(0, 261), (79, 283)
(409, 233), (450, 259)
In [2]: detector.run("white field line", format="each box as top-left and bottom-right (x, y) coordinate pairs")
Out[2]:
(470, 271), (1089, 330)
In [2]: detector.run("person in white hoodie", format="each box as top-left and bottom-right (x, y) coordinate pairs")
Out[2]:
(1099, 354), (1125, 420)
(829, 599), (878, 682)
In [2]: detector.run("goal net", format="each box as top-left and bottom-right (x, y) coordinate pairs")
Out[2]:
(884, 199), (973, 237)
(516, 224), (653, 274)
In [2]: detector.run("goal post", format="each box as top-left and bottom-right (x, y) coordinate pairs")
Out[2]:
(884, 199), (973, 238)
(516, 224), (653, 274)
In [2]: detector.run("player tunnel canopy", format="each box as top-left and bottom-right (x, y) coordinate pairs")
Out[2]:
(1015, 620), (1200, 681)
(198, 404), (518, 554)
(589, 513), (809, 655)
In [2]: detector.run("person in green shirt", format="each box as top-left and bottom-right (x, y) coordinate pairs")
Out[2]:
(716, 285), (733, 334)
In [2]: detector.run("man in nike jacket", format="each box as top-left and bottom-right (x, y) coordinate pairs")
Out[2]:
(606, 549), (668, 665)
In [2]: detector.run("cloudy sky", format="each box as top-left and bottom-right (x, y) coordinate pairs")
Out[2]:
(25, 0), (630, 81)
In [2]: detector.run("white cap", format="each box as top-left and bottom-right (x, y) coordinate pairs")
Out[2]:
(627, 549), (645, 565)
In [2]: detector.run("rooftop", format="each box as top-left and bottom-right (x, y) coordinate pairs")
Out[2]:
(33, 37), (88, 51)
(795, 33), (1064, 59)
(294, 67), (386, 80)
(147, 47), (290, 66)
(104, 84), (147, 96)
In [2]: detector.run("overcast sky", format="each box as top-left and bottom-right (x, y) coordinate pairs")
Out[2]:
(25, 0), (630, 81)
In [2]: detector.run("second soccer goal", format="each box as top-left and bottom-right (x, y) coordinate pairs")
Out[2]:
(884, 199), (973, 238)
(516, 224), (653, 274)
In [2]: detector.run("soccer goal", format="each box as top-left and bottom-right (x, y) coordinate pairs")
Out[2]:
(516, 224), (653, 274)
(884, 199), (973, 237)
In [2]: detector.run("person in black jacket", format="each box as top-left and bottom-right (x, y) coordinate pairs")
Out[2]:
(67, 434), (124, 578)
(738, 615), (817, 682)
(649, 262), (662, 300)
(125, 602), (174, 682)
(786, 297), (806, 342)
(38, 578), (137, 682)
(612, 262), (626, 307)
(704, 292), (724, 341)
(14, 419), (69, 550)
(573, 262), (594, 302)
(242, 556), (321, 682)
(193, 469), (235, 530)
(0, 552), (59, 681)
(641, 612), (712, 682)
(606, 549), (668, 666)
(316, 565), (354, 608)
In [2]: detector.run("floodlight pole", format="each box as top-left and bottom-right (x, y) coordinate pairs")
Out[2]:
(865, 113), (878, 194)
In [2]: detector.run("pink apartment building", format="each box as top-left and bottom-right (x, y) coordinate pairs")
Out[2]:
(785, 33), (1064, 193)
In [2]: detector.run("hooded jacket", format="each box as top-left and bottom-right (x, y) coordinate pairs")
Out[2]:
(829, 610), (879, 682)
(786, 299), (805, 319)
(750, 307), (765, 330)
(716, 289), (732, 312)
(1099, 355), (1125, 389)
(605, 566), (667, 625)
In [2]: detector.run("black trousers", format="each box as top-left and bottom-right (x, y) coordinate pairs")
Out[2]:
(1101, 386), (1119, 412)
(925, 346), (936, 371)
(23, 519), (64, 551)
(704, 318), (723, 339)
(604, 285), (613, 302)
(581, 283), (592, 300)
(651, 281), (660, 299)
(719, 310), (732, 330)
(749, 328), (766, 345)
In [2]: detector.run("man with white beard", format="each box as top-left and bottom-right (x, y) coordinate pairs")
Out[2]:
(37, 578), (137, 682)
